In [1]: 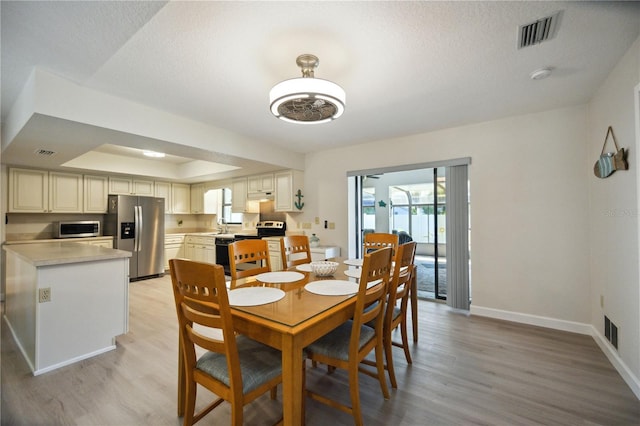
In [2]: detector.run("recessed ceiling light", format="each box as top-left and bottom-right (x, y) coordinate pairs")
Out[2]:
(530, 68), (552, 80)
(143, 150), (165, 158)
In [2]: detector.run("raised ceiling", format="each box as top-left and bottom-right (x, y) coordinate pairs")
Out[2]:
(2, 1), (639, 182)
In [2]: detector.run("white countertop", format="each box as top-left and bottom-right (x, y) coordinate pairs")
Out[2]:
(3, 242), (131, 267)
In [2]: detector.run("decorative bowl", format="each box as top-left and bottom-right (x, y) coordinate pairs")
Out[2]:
(310, 261), (339, 277)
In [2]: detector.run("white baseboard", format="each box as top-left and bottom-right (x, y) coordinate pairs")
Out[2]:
(470, 305), (592, 334)
(470, 305), (640, 400)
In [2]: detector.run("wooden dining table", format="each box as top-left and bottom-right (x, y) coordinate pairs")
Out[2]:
(176, 259), (364, 425)
(176, 258), (420, 425)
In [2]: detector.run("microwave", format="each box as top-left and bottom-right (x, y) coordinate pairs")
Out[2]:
(54, 221), (100, 238)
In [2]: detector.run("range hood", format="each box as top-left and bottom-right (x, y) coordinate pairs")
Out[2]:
(246, 191), (274, 201)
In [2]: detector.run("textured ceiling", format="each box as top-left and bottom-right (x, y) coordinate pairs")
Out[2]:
(1, 1), (639, 181)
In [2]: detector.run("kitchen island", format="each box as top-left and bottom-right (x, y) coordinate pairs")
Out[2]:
(3, 242), (131, 375)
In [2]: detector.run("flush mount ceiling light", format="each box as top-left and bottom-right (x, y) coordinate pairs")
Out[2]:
(269, 54), (345, 124)
(530, 67), (552, 80)
(143, 150), (165, 158)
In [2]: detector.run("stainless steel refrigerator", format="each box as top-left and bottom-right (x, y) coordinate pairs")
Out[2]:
(104, 195), (165, 280)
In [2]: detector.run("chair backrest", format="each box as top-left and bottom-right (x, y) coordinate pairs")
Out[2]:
(280, 235), (312, 269)
(363, 232), (399, 259)
(228, 239), (271, 280)
(352, 247), (393, 350)
(386, 242), (417, 322)
(169, 259), (243, 393)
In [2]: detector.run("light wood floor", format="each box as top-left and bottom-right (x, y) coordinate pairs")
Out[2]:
(2, 274), (639, 425)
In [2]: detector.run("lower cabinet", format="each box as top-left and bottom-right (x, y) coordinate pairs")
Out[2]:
(265, 238), (283, 272)
(164, 234), (185, 270)
(184, 236), (216, 264)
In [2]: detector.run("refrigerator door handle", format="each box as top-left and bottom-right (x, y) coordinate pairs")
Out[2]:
(134, 205), (142, 252)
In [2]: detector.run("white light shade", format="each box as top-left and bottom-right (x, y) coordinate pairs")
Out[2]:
(143, 150), (165, 158)
(269, 77), (346, 124)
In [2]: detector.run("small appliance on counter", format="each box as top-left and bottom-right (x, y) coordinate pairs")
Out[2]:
(104, 195), (165, 281)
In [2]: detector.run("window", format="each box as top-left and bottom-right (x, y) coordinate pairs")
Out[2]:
(362, 187), (376, 231)
(389, 180), (446, 244)
(221, 188), (243, 224)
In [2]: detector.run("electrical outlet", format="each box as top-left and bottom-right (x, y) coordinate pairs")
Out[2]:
(302, 222), (312, 229)
(39, 287), (51, 303)
(600, 295), (604, 308)
(328, 222), (335, 229)
(315, 217), (320, 224)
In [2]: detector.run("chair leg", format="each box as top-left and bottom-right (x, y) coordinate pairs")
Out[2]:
(230, 402), (243, 426)
(375, 340), (390, 400)
(184, 379), (196, 426)
(384, 334), (398, 389)
(400, 318), (412, 364)
(348, 362), (364, 426)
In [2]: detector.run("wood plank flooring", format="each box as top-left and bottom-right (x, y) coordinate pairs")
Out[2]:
(2, 274), (639, 425)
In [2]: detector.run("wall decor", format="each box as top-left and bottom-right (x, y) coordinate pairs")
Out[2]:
(378, 200), (387, 207)
(294, 189), (304, 210)
(594, 126), (628, 178)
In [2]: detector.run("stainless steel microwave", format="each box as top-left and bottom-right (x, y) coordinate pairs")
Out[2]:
(54, 221), (100, 238)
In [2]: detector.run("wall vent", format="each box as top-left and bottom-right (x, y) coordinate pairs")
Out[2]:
(518, 11), (561, 49)
(34, 148), (57, 157)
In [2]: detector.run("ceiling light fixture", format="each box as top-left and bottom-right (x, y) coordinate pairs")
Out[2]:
(530, 67), (552, 80)
(143, 150), (165, 158)
(269, 54), (345, 124)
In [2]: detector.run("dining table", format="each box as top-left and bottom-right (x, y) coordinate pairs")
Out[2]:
(176, 259), (367, 425)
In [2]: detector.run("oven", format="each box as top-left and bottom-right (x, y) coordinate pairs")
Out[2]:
(215, 221), (286, 275)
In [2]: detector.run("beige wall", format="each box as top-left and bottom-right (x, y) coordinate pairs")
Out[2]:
(588, 36), (640, 383)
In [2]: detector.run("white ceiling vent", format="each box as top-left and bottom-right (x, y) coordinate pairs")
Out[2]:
(34, 148), (57, 157)
(518, 11), (561, 49)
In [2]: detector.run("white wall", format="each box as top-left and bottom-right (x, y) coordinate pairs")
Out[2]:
(588, 36), (640, 387)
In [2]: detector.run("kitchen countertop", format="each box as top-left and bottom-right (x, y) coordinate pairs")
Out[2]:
(3, 242), (131, 267)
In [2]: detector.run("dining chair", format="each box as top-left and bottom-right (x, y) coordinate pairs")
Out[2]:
(362, 241), (417, 388)
(363, 232), (399, 258)
(280, 234), (312, 269)
(304, 247), (393, 426)
(228, 239), (271, 280)
(169, 258), (282, 426)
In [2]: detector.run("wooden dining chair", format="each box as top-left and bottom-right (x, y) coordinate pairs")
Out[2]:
(304, 247), (392, 426)
(363, 232), (399, 258)
(228, 239), (271, 280)
(280, 235), (312, 269)
(362, 241), (417, 388)
(169, 259), (282, 426)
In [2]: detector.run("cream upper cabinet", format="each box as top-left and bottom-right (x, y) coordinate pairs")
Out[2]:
(171, 183), (191, 214)
(190, 183), (205, 214)
(83, 175), (109, 213)
(155, 181), (172, 213)
(49, 172), (83, 213)
(274, 170), (304, 212)
(247, 173), (274, 198)
(231, 178), (248, 212)
(109, 177), (154, 195)
(8, 168), (49, 212)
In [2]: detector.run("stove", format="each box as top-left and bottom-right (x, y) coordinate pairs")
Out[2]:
(215, 221), (286, 275)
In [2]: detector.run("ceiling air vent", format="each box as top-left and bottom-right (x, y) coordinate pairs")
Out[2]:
(518, 11), (561, 49)
(34, 148), (57, 157)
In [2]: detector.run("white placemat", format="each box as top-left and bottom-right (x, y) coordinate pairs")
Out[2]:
(343, 269), (361, 279)
(343, 258), (363, 267)
(304, 280), (359, 296)
(254, 271), (305, 283)
(228, 287), (285, 306)
(295, 263), (313, 272)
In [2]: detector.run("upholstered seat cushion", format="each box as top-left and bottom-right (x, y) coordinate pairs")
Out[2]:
(305, 320), (375, 361)
(196, 336), (282, 394)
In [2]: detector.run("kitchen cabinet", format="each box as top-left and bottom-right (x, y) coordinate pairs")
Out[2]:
(274, 170), (304, 212)
(164, 234), (185, 270)
(8, 168), (83, 213)
(184, 235), (216, 264)
(231, 178), (259, 213)
(108, 177), (154, 196)
(154, 181), (172, 213)
(171, 183), (191, 214)
(76, 237), (114, 248)
(247, 173), (274, 198)
(190, 184), (205, 214)
(83, 175), (109, 213)
(310, 246), (341, 261)
(48, 172), (83, 213)
(264, 237), (283, 272)
(204, 188), (220, 214)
